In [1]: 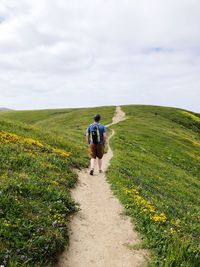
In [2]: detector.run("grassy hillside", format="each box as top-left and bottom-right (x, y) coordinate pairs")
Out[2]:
(0, 107), (114, 168)
(107, 105), (200, 267)
(1, 104), (199, 266)
(0, 106), (115, 267)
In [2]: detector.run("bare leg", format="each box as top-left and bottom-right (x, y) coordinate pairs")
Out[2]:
(90, 158), (96, 170)
(89, 158), (96, 175)
(98, 158), (102, 172)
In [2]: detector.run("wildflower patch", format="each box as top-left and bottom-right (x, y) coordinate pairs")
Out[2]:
(0, 131), (71, 158)
(124, 187), (167, 223)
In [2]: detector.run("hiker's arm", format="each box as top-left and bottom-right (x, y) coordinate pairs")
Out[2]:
(103, 126), (107, 145)
(86, 131), (90, 144)
(103, 132), (107, 145)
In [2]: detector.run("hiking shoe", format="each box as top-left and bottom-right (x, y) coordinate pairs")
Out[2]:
(90, 169), (94, 175)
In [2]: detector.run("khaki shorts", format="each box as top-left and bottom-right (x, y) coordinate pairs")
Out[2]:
(88, 144), (105, 159)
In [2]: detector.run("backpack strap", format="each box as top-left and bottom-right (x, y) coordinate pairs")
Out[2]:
(96, 123), (100, 143)
(89, 123), (96, 143)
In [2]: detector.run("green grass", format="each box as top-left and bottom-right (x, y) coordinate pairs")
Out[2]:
(107, 105), (200, 267)
(0, 106), (115, 266)
(0, 107), (114, 168)
(1, 104), (200, 266)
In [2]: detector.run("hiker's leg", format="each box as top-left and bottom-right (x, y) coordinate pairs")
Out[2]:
(88, 144), (96, 170)
(89, 158), (96, 175)
(90, 158), (96, 169)
(97, 144), (104, 172)
(98, 158), (102, 171)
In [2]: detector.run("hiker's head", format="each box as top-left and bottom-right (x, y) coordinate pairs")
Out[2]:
(94, 114), (101, 122)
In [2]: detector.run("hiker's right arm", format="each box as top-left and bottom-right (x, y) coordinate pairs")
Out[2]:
(86, 127), (90, 144)
(86, 132), (90, 144)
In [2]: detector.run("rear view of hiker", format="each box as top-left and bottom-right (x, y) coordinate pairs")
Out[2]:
(86, 114), (107, 175)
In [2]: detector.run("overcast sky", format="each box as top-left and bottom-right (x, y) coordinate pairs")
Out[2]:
(0, 0), (200, 111)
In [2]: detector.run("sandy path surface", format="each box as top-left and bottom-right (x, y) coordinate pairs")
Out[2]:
(56, 106), (148, 267)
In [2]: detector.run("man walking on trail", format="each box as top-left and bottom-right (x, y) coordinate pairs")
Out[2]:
(86, 114), (107, 175)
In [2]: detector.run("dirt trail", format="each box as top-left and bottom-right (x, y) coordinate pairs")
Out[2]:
(57, 106), (148, 267)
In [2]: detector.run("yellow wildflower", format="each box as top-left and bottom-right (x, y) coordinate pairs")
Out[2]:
(51, 181), (59, 186)
(0, 131), (71, 159)
(123, 186), (167, 223)
(0, 131), (43, 148)
(152, 213), (167, 223)
(53, 148), (71, 158)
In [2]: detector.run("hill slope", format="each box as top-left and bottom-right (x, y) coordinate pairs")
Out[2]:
(0, 107), (115, 167)
(0, 106), (115, 266)
(0, 108), (12, 111)
(0, 105), (199, 266)
(107, 105), (200, 266)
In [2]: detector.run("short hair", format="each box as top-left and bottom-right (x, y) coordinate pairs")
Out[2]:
(94, 114), (101, 122)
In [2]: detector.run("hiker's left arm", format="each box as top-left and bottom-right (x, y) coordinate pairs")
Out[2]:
(103, 133), (107, 145)
(103, 126), (107, 144)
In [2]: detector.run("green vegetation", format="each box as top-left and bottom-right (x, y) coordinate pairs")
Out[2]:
(0, 107), (114, 168)
(1, 104), (200, 266)
(0, 106), (114, 266)
(107, 105), (200, 267)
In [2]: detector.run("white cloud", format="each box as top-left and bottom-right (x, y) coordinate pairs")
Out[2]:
(0, 0), (200, 111)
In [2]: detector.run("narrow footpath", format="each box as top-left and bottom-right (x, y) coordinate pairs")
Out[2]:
(57, 106), (148, 267)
